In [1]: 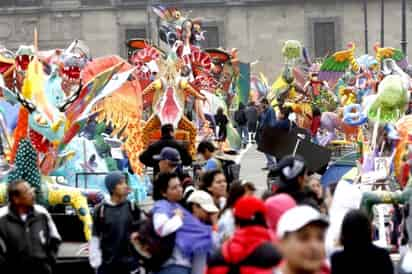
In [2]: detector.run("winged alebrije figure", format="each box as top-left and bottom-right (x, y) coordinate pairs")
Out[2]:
(141, 54), (205, 156)
(374, 43), (408, 70)
(319, 42), (360, 84)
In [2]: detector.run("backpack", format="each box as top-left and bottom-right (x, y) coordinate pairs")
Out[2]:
(133, 212), (176, 271)
(96, 201), (141, 227)
(216, 157), (241, 184)
(234, 110), (248, 126)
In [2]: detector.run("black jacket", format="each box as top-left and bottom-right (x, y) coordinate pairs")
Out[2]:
(92, 201), (141, 266)
(139, 136), (193, 176)
(331, 244), (394, 274)
(0, 204), (61, 274)
(245, 106), (259, 125)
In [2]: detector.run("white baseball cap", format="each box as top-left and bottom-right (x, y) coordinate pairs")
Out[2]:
(277, 205), (329, 239)
(187, 190), (219, 213)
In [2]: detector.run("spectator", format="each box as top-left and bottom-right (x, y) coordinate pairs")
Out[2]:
(257, 98), (277, 170)
(207, 196), (281, 273)
(308, 174), (331, 214)
(0, 179), (61, 274)
(186, 190), (220, 273)
(264, 193), (296, 242)
(234, 102), (249, 149)
(274, 155), (319, 208)
(273, 106), (292, 130)
(216, 182), (246, 245)
(241, 180), (257, 196)
(154, 147), (182, 175)
(246, 101), (259, 144)
(139, 123), (192, 178)
(197, 141), (221, 172)
(331, 210), (394, 274)
(152, 173), (213, 274)
(215, 107), (229, 152)
(311, 107), (322, 138)
(276, 205), (329, 274)
(89, 171), (141, 274)
(200, 169), (228, 210)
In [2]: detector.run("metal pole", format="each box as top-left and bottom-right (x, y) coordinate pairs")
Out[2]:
(380, 0), (384, 47)
(401, 0), (408, 54)
(363, 0), (369, 54)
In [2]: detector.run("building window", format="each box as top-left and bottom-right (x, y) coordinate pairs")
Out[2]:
(313, 22), (335, 58)
(202, 26), (220, 48)
(126, 28), (146, 41)
(124, 28), (147, 57)
(0, 0), (41, 6)
(81, 0), (111, 5)
(0, 0), (14, 6)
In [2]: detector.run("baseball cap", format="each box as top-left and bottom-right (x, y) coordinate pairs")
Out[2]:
(233, 196), (267, 220)
(277, 205), (329, 239)
(187, 190), (219, 213)
(153, 147), (182, 165)
(274, 155), (306, 182)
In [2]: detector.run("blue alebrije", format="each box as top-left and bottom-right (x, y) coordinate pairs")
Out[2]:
(62, 195), (71, 203)
(78, 207), (87, 216)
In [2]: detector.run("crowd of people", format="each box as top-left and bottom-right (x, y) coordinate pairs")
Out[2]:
(0, 97), (397, 274)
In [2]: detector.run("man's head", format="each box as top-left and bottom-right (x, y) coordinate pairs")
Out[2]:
(197, 140), (216, 160)
(279, 106), (292, 120)
(233, 196), (268, 228)
(7, 179), (35, 208)
(260, 98), (269, 110)
(161, 124), (175, 138)
(104, 171), (129, 199)
(153, 147), (182, 173)
(277, 206), (329, 274)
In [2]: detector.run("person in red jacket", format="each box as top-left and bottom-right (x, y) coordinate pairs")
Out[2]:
(206, 196), (281, 274)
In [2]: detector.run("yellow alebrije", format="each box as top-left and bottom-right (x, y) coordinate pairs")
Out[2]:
(0, 184), (6, 205)
(47, 185), (92, 240)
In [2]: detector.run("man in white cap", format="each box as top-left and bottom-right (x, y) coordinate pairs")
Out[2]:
(275, 205), (329, 274)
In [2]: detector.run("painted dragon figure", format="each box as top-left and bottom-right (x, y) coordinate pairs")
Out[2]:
(0, 42), (137, 241)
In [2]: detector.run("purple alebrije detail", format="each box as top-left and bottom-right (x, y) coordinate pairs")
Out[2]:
(319, 71), (344, 82)
(397, 59), (408, 70)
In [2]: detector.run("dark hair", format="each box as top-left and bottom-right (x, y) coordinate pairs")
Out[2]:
(7, 179), (27, 202)
(197, 140), (216, 154)
(217, 107), (224, 116)
(260, 98), (269, 105)
(238, 102), (245, 110)
(235, 212), (267, 228)
(312, 107), (321, 117)
(221, 182), (245, 215)
(153, 172), (180, 201)
(279, 106), (291, 118)
(200, 169), (224, 193)
(340, 209), (372, 250)
(161, 124), (174, 138)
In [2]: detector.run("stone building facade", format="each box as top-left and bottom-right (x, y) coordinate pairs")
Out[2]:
(0, 0), (411, 80)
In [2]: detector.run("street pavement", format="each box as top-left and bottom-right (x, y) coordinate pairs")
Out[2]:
(239, 144), (268, 196)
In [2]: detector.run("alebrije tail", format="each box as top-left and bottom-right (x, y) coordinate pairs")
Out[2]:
(302, 47), (312, 66)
